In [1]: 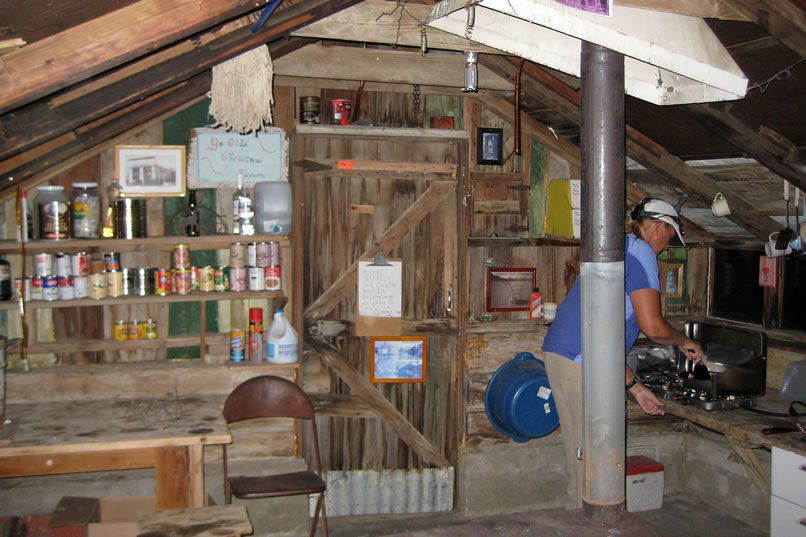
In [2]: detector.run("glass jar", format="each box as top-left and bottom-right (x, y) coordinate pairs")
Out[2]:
(34, 185), (70, 240)
(70, 182), (100, 238)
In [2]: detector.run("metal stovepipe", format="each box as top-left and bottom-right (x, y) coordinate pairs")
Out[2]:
(579, 41), (626, 523)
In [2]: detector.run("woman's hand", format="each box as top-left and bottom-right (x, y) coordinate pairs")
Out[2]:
(629, 383), (666, 416)
(679, 338), (704, 365)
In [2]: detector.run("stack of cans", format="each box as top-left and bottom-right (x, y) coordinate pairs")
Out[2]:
(20, 252), (91, 301)
(229, 241), (281, 292)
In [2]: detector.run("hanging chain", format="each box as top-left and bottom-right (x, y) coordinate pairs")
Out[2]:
(464, 1), (476, 40)
(412, 84), (421, 120)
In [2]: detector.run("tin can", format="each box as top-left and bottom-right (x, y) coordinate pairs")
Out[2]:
(73, 275), (89, 299)
(156, 268), (172, 295)
(173, 268), (192, 295)
(113, 320), (128, 341)
(144, 318), (158, 339)
(42, 275), (59, 301)
(72, 252), (90, 276)
(173, 244), (191, 269)
(264, 266), (282, 291)
(58, 275), (75, 300)
(15, 277), (32, 301)
(128, 320), (140, 340)
(34, 252), (53, 277)
(247, 242), (258, 267)
(300, 96), (320, 124)
(230, 329), (246, 362)
(106, 269), (123, 297)
(121, 268), (134, 296)
(199, 266), (215, 292)
(269, 240), (281, 267)
(248, 307), (263, 362)
(256, 242), (271, 267)
(133, 267), (155, 296)
(103, 252), (121, 271)
(247, 266), (264, 291)
(230, 266), (247, 291)
(55, 252), (71, 277)
(89, 273), (107, 300)
(190, 266), (200, 292)
(31, 276), (43, 300)
(90, 259), (105, 274)
(214, 266), (229, 292)
(230, 242), (247, 268)
(330, 98), (352, 125)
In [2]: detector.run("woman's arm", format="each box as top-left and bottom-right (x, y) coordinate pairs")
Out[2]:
(629, 288), (704, 362)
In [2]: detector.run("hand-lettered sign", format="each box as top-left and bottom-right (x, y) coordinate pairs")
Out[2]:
(189, 127), (288, 186)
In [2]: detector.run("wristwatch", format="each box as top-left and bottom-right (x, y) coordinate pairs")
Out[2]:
(625, 377), (639, 391)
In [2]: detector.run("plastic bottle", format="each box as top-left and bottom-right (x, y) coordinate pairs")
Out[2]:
(254, 181), (292, 234)
(71, 182), (100, 238)
(185, 190), (200, 237)
(34, 185), (70, 240)
(265, 309), (298, 364)
(232, 172), (255, 236)
(529, 287), (543, 321)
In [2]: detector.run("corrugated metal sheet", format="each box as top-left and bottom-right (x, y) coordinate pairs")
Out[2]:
(309, 467), (454, 517)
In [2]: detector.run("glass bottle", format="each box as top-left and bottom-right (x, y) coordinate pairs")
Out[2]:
(232, 172), (255, 236)
(185, 189), (200, 237)
(102, 178), (120, 238)
(70, 182), (100, 238)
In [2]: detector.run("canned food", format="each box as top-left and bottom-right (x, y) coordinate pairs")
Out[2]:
(42, 275), (59, 301)
(230, 329), (246, 362)
(73, 275), (89, 299)
(173, 268), (192, 295)
(34, 252), (53, 277)
(300, 96), (320, 124)
(173, 244), (190, 269)
(106, 269), (123, 298)
(72, 252), (90, 276)
(31, 276), (43, 301)
(256, 242), (270, 267)
(121, 268), (135, 296)
(113, 320), (128, 341)
(89, 273), (107, 300)
(330, 98), (352, 125)
(156, 268), (172, 295)
(144, 318), (158, 339)
(230, 242), (247, 268)
(191, 266), (200, 292)
(199, 266), (215, 292)
(129, 320), (140, 340)
(247, 266), (264, 291)
(269, 240), (281, 267)
(133, 267), (155, 296)
(247, 243), (257, 267)
(58, 275), (75, 300)
(55, 252), (71, 277)
(103, 252), (121, 271)
(90, 259), (105, 274)
(214, 266), (229, 292)
(264, 266), (281, 291)
(230, 266), (247, 291)
(15, 277), (32, 301)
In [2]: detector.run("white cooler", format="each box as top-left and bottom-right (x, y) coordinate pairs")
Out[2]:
(626, 455), (664, 512)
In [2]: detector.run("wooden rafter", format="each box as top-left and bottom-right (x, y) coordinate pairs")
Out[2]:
(305, 338), (450, 467)
(303, 181), (457, 321)
(726, 0), (806, 58)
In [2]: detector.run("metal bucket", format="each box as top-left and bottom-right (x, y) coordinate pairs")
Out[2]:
(485, 352), (559, 442)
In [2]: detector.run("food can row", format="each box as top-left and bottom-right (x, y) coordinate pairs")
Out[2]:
(230, 241), (281, 268)
(17, 275), (89, 301)
(113, 318), (157, 340)
(34, 252), (92, 278)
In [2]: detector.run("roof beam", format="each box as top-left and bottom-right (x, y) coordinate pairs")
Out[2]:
(725, 0), (806, 58)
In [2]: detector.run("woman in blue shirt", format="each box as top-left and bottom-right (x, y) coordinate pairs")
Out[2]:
(541, 198), (704, 507)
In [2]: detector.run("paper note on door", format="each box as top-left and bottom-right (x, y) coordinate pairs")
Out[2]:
(358, 261), (402, 317)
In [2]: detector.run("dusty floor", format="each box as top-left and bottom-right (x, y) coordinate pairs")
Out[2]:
(325, 495), (768, 537)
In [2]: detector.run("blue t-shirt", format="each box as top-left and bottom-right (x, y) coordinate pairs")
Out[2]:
(541, 234), (660, 362)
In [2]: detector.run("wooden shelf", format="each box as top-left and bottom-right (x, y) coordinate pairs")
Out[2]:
(7, 333), (235, 355)
(467, 319), (551, 334)
(296, 124), (470, 141)
(0, 234), (291, 255)
(468, 236), (579, 247)
(0, 290), (287, 310)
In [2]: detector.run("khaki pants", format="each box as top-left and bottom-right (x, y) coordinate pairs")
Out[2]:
(544, 351), (583, 508)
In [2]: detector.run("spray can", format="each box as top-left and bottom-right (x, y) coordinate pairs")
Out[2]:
(529, 287), (543, 321)
(248, 307), (263, 362)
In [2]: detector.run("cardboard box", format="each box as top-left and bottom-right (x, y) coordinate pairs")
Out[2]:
(626, 455), (664, 512)
(49, 496), (156, 537)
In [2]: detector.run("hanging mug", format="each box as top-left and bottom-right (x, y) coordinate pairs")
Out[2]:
(711, 193), (730, 217)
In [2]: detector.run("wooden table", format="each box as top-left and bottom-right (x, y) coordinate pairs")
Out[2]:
(0, 395), (231, 509)
(662, 389), (805, 496)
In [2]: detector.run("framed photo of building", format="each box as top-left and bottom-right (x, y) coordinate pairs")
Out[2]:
(486, 267), (536, 312)
(370, 336), (427, 383)
(115, 145), (186, 197)
(477, 127), (503, 165)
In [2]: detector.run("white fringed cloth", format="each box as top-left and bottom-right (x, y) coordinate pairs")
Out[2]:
(208, 45), (275, 133)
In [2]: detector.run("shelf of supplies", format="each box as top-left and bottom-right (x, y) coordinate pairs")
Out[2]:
(295, 124), (470, 141)
(468, 236), (579, 247)
(0, 234), (291, 255)
(0, 290), (287, 311)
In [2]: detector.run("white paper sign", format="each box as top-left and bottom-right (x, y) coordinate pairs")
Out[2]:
(358, 260), (402, 317)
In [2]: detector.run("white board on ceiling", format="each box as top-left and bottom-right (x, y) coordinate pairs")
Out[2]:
(188, 127), (289, 187)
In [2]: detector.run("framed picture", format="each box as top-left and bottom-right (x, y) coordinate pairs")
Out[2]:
(665, 263), (684, 298)
(370, 336), (427, 383)
(477, 127), (503, 165)
(115, 145), (187, 197)
(486, 267), (536, 312)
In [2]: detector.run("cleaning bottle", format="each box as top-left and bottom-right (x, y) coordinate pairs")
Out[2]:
(265, 309), (298, 364)
(529, 287), (543, 321)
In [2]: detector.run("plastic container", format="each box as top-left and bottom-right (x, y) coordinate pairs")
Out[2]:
(780, 360), (806, 404)
(254, 181), (292, 235)
(71, 182), (100, 238)
(626, 455), (664, 512)
(484, 352), (559, 442)
(265, 309), (298, 364)
(34, 185), (70, 240)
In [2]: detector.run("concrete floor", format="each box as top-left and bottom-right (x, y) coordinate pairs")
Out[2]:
(325, 496), (769, 537)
